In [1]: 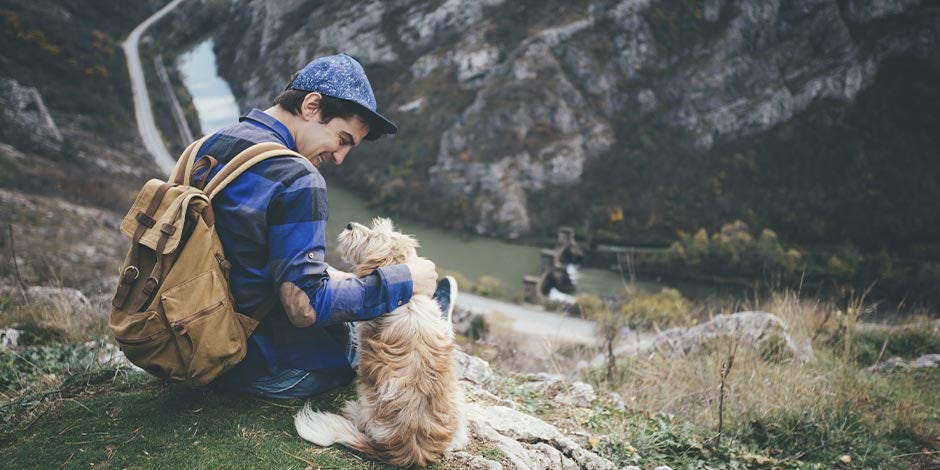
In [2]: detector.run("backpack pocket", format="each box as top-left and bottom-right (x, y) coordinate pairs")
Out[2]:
(160, 270), (247, 385)
(111, 310), (187, 382)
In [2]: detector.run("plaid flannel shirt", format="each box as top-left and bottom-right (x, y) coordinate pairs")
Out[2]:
(194, 109), (413, 373)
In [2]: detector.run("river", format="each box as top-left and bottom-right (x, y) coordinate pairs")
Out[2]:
(178, 39), (714, 299)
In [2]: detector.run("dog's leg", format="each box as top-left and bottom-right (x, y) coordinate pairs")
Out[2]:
(448, 399), (470, 451)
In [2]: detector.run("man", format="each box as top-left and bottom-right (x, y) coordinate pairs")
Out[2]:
(192, 53), (456, 398)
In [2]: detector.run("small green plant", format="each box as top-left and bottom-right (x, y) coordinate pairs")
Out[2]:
(576, 293), (623, 382)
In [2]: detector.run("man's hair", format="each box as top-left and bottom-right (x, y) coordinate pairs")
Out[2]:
(273, 88), (385, 140)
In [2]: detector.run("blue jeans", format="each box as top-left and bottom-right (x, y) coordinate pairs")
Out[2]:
(213, 323), (359, 400)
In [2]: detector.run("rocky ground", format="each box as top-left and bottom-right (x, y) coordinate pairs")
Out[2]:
(0, 1), (166, 291)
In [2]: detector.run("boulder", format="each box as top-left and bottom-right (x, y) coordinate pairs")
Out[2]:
(463, 403), (615, 470)
(555, 381), (597, 408)
(27, 286), (91, 312)
(454, 349), (497, 391)
(519, 372), (563, 394)
(869, 354), (940, 372)
(0, 327), (22, 350)
(651, 311), (812, 362)
(0, 77), (63, 154)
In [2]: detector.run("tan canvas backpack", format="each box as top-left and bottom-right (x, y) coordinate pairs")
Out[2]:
(109, 137), (304, 385)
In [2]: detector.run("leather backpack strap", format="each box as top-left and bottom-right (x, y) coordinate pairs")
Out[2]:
(204, 143), (305, 199)
(169, 135), (213, 185)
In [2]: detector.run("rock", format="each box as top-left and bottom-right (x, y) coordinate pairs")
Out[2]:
(912, 354), (940, 369)
(0, 77), (63, 154)
(83, 340), (142, 371)
(448, 450), (504, 470)
(607, 392), (627, 412)
(651, 311), (812, 362)
(870, 354), (940, 372)
(464, 403), (616, 470)
(654, 466), (674, 470)
(455, 349), (497, 391)
(0, 327), (22, 350)
(519, 372), (563, 394)
(27, 286), (91, 312)
(621, 466), (641, 470)
(555, 381), (597, 408)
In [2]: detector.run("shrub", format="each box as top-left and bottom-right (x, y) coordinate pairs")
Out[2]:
(621, 287), (691, 330)
(474, 275), (505, 298)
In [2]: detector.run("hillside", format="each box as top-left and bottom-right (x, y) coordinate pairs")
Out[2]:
(212, 0), (940, 258)
(0, 0), (167, 288)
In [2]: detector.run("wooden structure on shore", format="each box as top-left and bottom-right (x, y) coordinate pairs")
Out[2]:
(523, 227), (584, 302)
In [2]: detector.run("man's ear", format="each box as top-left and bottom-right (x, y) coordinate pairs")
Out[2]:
(301, 92), (322, 121)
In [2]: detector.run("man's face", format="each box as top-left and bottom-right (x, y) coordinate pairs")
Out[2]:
(295, 94), (370, 168)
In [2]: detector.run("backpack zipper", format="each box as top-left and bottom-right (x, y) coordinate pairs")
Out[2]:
(171, 300), (224, 334)
(116, 328), (170, 345)
(215, 252), (232, 281)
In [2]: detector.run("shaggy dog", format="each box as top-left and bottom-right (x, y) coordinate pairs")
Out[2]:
(294, 218), (467, 467)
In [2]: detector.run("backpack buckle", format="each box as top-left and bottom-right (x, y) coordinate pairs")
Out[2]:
(123, 265), (140, 281)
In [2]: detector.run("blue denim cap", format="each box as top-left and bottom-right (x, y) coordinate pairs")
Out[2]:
(288, 53), (397, 139)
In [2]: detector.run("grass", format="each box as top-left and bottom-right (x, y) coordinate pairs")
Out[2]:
(571, 290), (940, 469)
(0, 377), (398, 469)
(1, 287), (937, 469)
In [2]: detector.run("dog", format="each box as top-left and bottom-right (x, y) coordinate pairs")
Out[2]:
(294, 217), (467, 467)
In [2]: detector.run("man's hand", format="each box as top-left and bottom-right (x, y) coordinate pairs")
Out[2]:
(406, 256), (437, 297)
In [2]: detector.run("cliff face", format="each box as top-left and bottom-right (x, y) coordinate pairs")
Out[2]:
(0, 0), (165, 288)
(215, 0), (940, 250)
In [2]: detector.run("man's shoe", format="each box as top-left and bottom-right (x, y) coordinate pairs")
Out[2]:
(433, 276), (458, 324)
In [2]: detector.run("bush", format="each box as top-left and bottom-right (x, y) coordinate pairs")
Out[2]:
(621, 287), (691, 330)
(473, 275), (505, 298)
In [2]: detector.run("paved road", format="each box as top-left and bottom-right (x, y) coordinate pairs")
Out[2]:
(123, 0), (186, 176)
(456, 292), (600, 345)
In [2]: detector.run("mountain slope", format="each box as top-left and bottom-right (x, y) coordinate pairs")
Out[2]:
(213, 0), (940, 255)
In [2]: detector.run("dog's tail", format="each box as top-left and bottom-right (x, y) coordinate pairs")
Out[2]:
(294, 403), (380, 460)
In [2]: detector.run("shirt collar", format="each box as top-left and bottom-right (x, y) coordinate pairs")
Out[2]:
(239, 108), (298, 151)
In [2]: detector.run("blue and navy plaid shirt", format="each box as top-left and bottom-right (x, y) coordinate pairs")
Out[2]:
(194, 109), (413, 374)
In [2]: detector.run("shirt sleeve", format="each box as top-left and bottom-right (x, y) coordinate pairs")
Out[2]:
(266, 169), (413, 326)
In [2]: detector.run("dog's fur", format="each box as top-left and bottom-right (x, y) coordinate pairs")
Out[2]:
(294, 218), (467, 467)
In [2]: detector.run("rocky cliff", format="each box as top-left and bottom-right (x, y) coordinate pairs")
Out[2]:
(215, 0), (939, 253)
(0, 0), (166, 289)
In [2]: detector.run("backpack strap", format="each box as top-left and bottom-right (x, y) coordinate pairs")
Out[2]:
(204, 143), (305, 199)
(112, 182), (175, 310)
(170, 135), (212, 185)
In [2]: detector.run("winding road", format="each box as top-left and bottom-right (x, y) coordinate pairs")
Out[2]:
(123, 0), (186, 176)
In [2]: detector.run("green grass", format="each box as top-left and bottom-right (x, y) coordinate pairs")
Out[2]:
(0, 376), (414, 469)
(850, 322), (940, 366)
